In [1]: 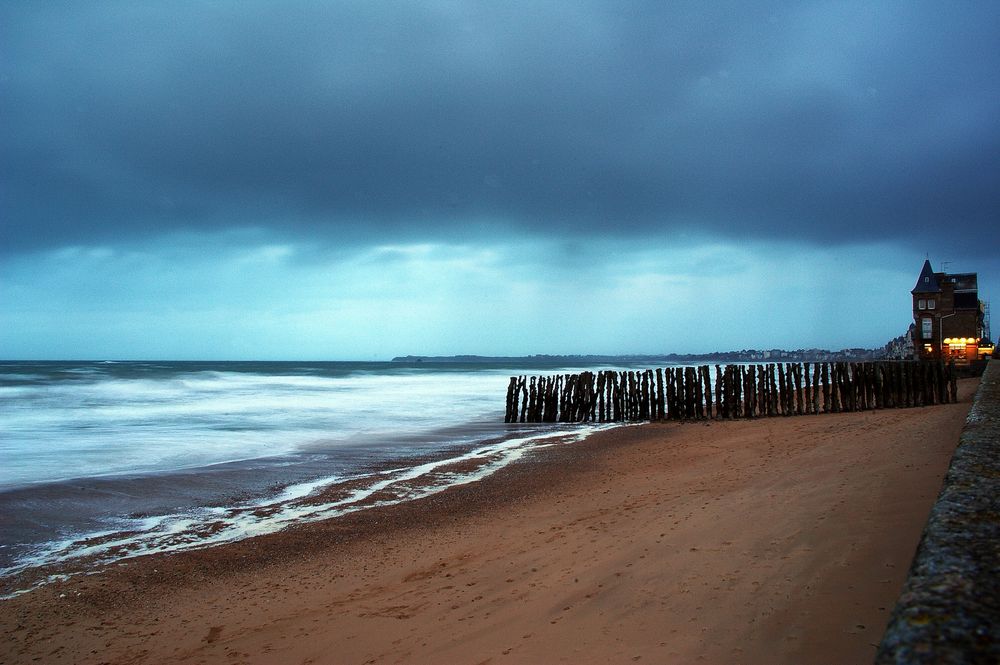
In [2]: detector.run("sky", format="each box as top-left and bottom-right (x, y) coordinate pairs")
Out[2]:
(2, 1), (998, 360)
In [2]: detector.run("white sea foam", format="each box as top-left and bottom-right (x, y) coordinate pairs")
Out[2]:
(0, 366), (519, 487)
(0, 425), (613, 586)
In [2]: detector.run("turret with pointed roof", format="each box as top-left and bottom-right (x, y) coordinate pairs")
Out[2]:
(911, 259), (941, 294)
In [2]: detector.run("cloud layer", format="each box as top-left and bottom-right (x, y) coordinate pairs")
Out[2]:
(3, 2), (998, 358)
(4, 1), (998, 254)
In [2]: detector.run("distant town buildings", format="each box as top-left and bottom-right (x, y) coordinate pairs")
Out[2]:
(911, 259), (993, 363)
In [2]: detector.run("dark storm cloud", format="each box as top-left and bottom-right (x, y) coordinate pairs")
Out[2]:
(2, 1), (998, 254)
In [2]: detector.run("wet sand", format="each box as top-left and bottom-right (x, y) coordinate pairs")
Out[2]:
(0, 379), (978, 664)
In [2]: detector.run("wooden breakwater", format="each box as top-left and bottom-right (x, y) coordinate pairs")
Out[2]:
(504, 361), (958, 423)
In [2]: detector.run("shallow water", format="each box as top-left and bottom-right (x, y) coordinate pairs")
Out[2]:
(0, 360), (642, 583)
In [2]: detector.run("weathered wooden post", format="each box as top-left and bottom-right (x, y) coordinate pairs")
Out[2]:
(774, 364), (786, 415)
(551, 375), (561, 421)
(687, 367), (700, 419)
(540, 376), (550, 422)
(802, 363), (811, 415)
(816, 362), (830, 413)
(828, 364), (840, 413)
(651, 368), (661, 420)
(714, 366), (723, 420)
(735, 365), (745, 418)
(735, 364), (743, 418)
(519, 376), (527, 422)
(789, 363), (797, 415)
(762, 364), (772, 416)
(754, 364), (763, 417)
(689, 367), (698, 419)
(633, 370), (642, 421)
(790, 363), (799, 415)
(867, 362), (877, 410)
(859, 363), (868, 411)
(901, 362), (911, 408)
(887, 361), (897, 408)
(784, 364), (793, 415)
(899, 362), (908, 408)
(798, 363), (806, 415)
(539, 375), (547, 422)
(854, 363), (863, 412)
(646, 369), (656, 420)
(602, 373), (611, 422)
(844, 364), (855, 413)
(723, 365), (731, 420)
(876, 362), (885, 409)
(637, 370), (644, 420)
(609, 371), (622, 423)
(664, 368), (674, 420)
(758, 364), (768, 417)
(891, 361), (900, 408)
(587, 372), (597, 423)
(843, 364), (853, 412)
(923, 361), (934, 406)
(861, 362), (870, 411)
(671, 367), (683, 419)
(606, 372), (616, 421)
(553, 375), (563, 422)
(856, 364), (866, 411)
(626, 370), (634, 418)
(571, 373), (580, 422)
(570, 373), (579, 420)
(638, 371), (648, 420)
(505, 377), (516, 423)
(736, 365), (745, 418)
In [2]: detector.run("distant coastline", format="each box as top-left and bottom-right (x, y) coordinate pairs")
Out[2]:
(392, 347), (894, 364)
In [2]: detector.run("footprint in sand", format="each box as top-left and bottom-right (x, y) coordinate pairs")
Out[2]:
(203, 625), (224, 643)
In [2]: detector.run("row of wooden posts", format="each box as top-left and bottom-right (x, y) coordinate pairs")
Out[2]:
(504, 361), (958, 424)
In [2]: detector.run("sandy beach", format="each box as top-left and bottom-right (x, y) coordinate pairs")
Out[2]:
(0, 378), (978, 665)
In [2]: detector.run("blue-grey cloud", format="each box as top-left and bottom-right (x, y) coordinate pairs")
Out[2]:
(2, 1), (998, 256)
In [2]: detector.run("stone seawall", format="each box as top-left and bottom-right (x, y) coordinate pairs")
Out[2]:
(877, 360), (999, 663)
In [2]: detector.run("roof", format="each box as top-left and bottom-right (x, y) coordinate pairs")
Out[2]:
(912, 259), (941, 293)
(948, 272), (978, 292)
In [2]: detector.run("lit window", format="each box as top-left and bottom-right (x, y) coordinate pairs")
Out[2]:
(918, 299), (926, 310)
(928, 299), (935, 309)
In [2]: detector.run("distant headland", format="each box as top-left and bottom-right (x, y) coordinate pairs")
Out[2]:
(392, 345), (907, 365)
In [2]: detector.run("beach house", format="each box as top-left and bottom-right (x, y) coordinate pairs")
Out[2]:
(911, 259), (992, 363)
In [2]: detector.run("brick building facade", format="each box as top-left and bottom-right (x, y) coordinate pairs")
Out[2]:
(911, 259), (989, 362)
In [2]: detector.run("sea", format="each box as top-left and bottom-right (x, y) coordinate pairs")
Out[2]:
(0, 359), (647, 592)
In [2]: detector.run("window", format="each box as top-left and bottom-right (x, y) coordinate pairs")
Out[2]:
(922, 317), (933, 339)
(928, 299), (935, 310)
(918, 299), (926, 310)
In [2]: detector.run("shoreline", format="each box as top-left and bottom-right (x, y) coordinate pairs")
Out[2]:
(0, 423), (609, 592)
(0, 378), (979, 664)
